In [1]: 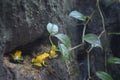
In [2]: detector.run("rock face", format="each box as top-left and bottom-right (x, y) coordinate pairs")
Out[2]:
(0, 0), (77, 80)
(0, 0), (120, 80)
(74, 0), (120, 80)
(0, 0), (77, 52)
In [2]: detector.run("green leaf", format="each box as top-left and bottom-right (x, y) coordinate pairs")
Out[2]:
(84, 34), (102, 48)
(47, 23), (58, 36)
(108, 57), (120, 64)
(69, 10), (87, 21)
(58, 44), (69, 61)
(55, 34), (71, 48)
(96, 71), (113, 80)
(108, 32), (120, 35)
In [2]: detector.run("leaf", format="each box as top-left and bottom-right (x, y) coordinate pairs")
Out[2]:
(108, 32), (120, 35)
(55, 34), (71, 48)
(96, 71), (113, 80)
(69, 10), (87, 21)
(58, 44), (69, 61)
(47, 23), (58, 36)
(108, 57), (120, 64)
(84, 34), (102, 48)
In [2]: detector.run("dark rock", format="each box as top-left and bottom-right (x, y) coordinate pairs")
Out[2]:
(0, 0), (78, 80)
(0, 0), (120, 80)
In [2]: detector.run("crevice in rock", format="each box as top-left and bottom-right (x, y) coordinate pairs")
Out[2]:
(3, 35), (69, 80)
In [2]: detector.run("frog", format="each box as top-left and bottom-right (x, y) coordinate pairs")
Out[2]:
(49, 45), (58, 58)
(11, 50), (23, 63)
(32, 52), (49, 67)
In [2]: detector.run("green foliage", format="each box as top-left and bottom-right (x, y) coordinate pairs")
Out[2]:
(96, 71), (113, 80)
(108, 32), (120, 35)
(46, 23), (71, 61)
(84, 34), (102, 48)
(47, 23), (58, 36)
(108, 57), (120, 64)
(58, 44), (70, 61)
(46, 9), (110, 80)
(54, 34), (71, 60)
(55, 34), (71, 48)
(69, 10), (87, 21)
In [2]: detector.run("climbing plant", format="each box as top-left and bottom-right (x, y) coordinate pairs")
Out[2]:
(47, 22), (71, 60)
(46, 0), (120, 80)
(46, 10), (102, 79)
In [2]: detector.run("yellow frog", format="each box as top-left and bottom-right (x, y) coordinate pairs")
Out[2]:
(32, 52), (49, 67)
(49, 45), (58, 58)
(11, 50), (23, 62)
(32, 45), (58, 67)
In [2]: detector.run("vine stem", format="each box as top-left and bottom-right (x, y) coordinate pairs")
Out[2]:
(82, 24), (87, 43)
(96, 0), (105, 37)
(49, 35), (54, 45)
(69, 43), (84, 51)
(87, 47), (93, 80)
(82, 11), (95, 43)
(88, 47), (93, 53)
(87, 52), (90, 80)
(82, 11), (95, 80)
(97, 0), (107, 72)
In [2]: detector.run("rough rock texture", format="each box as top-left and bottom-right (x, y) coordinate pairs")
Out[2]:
(0, 0), (120, 80)
(74, 0), (120, 80)
(0, 0), (79, 80)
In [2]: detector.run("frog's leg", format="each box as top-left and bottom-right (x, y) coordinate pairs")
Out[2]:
(34, 63), (42, 67)
(42, 61), (47, 66)
(19, 56), (24, 61)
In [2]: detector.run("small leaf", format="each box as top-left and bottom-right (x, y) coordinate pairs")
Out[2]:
(69, 10), (87, 21)
(58, 44), (69, 60)
(47, 23), (58, 36)
(96, 71), (113, 80)
(108, 57), (120, 64)
(108, 32), (120, 35)
(84, 34), (102, 48)
(55, 34), (71, 48)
